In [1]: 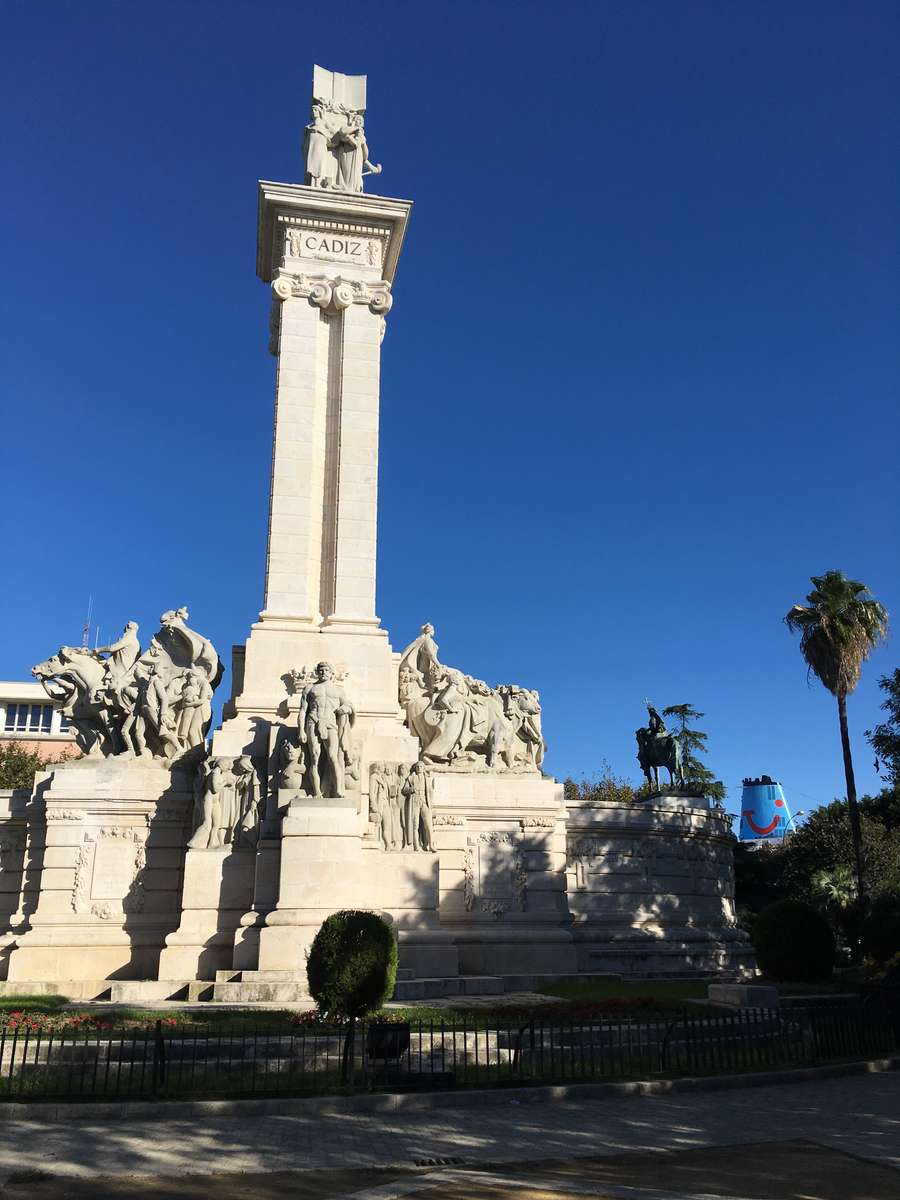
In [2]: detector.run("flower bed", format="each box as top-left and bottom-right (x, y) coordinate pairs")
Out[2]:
(0, 1011), (179, 1035)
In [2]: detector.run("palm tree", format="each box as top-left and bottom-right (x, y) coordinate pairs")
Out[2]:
(785, 571), (888, 905)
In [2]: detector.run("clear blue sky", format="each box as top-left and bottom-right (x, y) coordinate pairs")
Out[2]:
(2, 2), (898, 826)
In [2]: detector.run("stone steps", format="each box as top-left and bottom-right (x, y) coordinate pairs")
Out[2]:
(0, 969), (729, 1009)
(212, 979), (311, 1004)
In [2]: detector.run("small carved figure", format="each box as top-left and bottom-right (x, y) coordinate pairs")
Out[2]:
(303, 103), (331, 187)
(398, 623), (440, 684)
(368, 762), (392, 851)
(138, 663), (180, 760)
(188, 757), (230, 849)
(385, 764), (404, 850)
(93, 622), (141, 682)
(402, 761), (434, 852)
(501, 686), (545, 768)
(234, 756), (262, 848)
(297, 662), (355, 798)
(332, 112), (381, 193)
(176, 668), (213, 751)
(280, 737), (305, 790)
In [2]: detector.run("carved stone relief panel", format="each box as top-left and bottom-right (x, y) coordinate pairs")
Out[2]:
(72, 828), (147, 916)
(463, 832), (526, 919)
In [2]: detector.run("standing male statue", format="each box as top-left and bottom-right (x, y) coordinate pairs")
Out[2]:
(297, 662), (355, 798)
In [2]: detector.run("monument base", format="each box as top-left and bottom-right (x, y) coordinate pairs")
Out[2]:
(251, 795), (459, 982)
(6, 759), (191, 983)
(565, 794), (754, 978)
(158, 846), (255, 980)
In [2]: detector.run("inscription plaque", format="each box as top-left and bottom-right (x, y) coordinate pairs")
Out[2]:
(90, 839), (137, 901)
(286, 227), (382, 268)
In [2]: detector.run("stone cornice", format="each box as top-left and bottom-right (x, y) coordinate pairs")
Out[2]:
(257, 181), (412, 286)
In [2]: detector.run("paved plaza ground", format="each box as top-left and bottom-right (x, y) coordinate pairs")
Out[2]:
(0, 1072), (897, 1199)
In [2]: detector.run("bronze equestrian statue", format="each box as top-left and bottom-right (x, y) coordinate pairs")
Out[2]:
(635, 703), (684, 792)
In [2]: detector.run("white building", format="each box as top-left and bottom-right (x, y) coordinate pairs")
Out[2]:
(0, 681), (77, 762)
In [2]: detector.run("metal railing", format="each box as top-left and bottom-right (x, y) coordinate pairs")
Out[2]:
(0, 997), (895, 1103)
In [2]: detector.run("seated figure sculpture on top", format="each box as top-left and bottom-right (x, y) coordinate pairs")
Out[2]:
(31, 607), (222, 763)
(397, 624), (545, 772)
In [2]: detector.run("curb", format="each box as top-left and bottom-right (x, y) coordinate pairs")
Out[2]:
(0, 1055), (897, 1124)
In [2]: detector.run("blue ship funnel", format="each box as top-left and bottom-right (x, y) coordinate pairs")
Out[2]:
(739, 776), (795, 841)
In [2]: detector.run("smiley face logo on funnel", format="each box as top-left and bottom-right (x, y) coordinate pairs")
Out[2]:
(739, 776), (795, 841)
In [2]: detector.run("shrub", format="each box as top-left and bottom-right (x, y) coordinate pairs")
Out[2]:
(861, 892), (900, 965)
(307, 910), (398, 1019)
(0, 743), (72, 790)
(752, 898), (836, 982)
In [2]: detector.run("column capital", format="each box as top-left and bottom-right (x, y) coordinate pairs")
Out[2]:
(272, 272), (392, 316)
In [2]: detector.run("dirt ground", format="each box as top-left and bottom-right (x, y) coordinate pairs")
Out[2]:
(3, 1139), (898, 1200)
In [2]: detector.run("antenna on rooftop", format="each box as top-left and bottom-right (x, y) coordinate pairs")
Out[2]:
(81, 596), (93, 649)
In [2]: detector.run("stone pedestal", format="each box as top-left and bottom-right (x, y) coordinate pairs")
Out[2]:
(6, 760), (191, 983)
(256, 795), (457, 981)
(430, 772), (578, 976)
(257, 797), (364, 972)
(158, 846), (255, 980)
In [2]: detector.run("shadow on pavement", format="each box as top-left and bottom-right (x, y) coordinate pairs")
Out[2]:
(3, 1139), (899, 1200)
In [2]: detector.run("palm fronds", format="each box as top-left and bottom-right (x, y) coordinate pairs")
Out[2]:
(784, 570), (888, 698)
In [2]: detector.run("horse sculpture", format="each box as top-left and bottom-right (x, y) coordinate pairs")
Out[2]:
(635, 726), (684, 792)
(32, 648), (113, 756)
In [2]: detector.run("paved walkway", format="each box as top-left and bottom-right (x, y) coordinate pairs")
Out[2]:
(0, 1073), (896, 1197)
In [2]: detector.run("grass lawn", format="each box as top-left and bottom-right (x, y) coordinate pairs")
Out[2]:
(537, 979), (708, 1004)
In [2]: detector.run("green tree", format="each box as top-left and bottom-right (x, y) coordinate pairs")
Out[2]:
(734, 798), (900, 955)
(866, 668), (900, 788)
(661, 703), (726, 802)
(785, 570), (889, 906)
(0, 743), (70, 790)
(563, 761), (640, 805)
(306, 910), (398, 1084)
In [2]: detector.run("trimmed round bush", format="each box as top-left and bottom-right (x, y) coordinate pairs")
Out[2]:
(751, 899), (835, 983)
(861, 892), (900, 966)
(307, 909), (398, 1018)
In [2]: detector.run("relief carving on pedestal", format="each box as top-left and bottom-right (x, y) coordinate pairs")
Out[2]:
(188, 756), (265, 850)
(463, 832), (526, 918)
(368, 762), (435, 853)
(71, 827), (147, 917)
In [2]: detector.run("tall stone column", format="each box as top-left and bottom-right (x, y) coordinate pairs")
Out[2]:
(215, 183), (414, 757)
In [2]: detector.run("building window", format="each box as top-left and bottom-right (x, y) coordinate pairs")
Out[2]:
(4, 704), (56, 735)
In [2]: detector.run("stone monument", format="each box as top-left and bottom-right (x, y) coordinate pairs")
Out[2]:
(0, 66), (753, 998)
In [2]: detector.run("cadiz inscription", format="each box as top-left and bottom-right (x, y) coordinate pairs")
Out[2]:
(286, 228), (382, 268)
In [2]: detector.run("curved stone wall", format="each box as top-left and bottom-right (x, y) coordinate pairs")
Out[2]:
(566, 796), (754, 978)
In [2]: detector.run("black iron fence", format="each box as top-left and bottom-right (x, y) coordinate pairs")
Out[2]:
(0, 996), (896, 1103)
